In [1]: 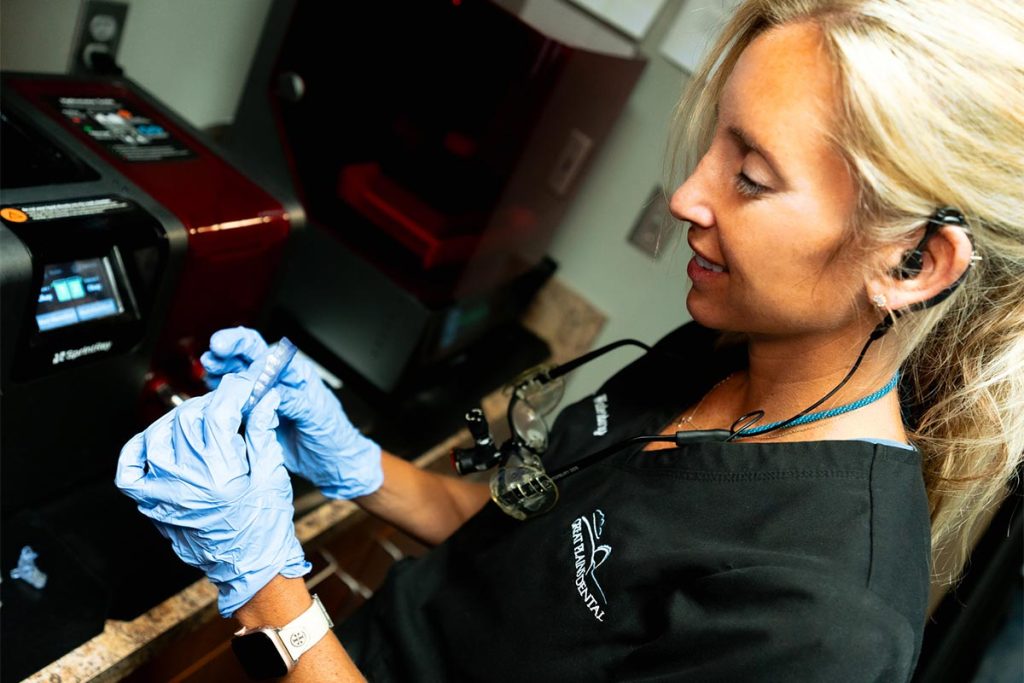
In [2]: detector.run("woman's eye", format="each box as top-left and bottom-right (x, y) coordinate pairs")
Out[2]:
(734, 172), (770, 198)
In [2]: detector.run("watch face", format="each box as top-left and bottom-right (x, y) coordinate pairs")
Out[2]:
(232, 631), (290, 679)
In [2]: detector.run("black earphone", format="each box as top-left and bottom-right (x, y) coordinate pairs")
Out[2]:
(894, 206), (967, 279)
(874, 206), (972, 338)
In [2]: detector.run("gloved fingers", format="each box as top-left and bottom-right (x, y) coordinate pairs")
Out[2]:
(245, 389), (288, 481)
(115, 431), (150, 498)
(247, 387), (282, 433)
(275, 382), (346, 426)
(274, 385), (313, 422)
(173, 393), (215, 453)
(277, 351), (318, 389)
(208, 326), (269, 363)
(175, 374), (251, 487)
(202, 373), (255, 439)
(202, 327), (270, 391)
(120, 408), (182, 505)
(164, 393), (251, 493)
(200, 350), (252, 381)
(274, 419), (303, 475)
(137, 407), (180, 477)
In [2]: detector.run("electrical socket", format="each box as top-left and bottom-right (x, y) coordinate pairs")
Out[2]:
(627, 187), (673, 259)
(68, 0), (129, 75)
(548, 128), (594, 197)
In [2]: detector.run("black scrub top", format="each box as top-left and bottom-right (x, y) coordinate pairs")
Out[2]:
(337, 323), (932, 682)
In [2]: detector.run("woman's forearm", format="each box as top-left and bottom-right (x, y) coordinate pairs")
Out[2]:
(234, 575), (364, 682)
(355, 450), (491, 546)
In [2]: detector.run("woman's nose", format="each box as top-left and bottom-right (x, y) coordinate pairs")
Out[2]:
(669, 161), (715, 229)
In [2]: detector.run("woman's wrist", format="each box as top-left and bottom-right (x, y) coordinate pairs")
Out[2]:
(234, 574), (313, 628)
(233, 575), (364, 681)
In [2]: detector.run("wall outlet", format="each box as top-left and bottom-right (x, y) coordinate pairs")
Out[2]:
(68, 0), (129, 75)
(627, 187), (673, 259)
(548, 128), (594, 197)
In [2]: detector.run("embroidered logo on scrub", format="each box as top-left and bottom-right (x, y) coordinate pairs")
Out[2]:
(570, 508), (612, 622)
(592, 394), (610, 436)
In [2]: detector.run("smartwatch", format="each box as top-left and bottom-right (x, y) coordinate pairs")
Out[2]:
(231, 594), (335, 680)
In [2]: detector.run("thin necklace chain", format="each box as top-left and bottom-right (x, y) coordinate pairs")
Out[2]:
(677, 372), (736, 430)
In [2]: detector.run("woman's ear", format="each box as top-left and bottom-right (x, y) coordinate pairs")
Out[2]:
(865, 225), (974, 313)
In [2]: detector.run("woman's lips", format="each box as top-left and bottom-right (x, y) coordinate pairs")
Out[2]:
(694, 253), (726, 273)
(687, 255), (727, 283)
(687, 242), (728, 283)
(687, 237), (728, 272)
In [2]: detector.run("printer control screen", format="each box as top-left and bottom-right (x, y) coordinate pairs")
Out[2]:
(36, 257), (126, 332)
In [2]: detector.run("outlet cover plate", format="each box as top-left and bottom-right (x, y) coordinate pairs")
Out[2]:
(68, 0), (129, 74)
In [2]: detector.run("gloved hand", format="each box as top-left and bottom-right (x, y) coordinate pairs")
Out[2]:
(201, 327), (383, 500)
(115, 362), (310, 617)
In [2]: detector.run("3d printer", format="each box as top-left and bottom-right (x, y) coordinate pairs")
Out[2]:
(228, 0), (646, 446)
(1, 72), (302, 680)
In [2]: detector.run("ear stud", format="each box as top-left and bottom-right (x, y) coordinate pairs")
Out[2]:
(871, 294), (888, 309)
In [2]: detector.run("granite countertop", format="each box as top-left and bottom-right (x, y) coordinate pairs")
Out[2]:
(26, 278), (605, 683)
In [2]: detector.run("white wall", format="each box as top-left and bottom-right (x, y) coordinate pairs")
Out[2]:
(1, 0), (82, 74)
(1, 0), (272, 129)
(546, 1), (695, 406)
(1, 0), (697, 407)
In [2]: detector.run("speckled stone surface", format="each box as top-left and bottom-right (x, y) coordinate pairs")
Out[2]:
(24, 278), (605, 682)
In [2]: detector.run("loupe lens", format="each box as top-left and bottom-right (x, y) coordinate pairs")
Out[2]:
(507, 364), (565, 417)
(490, 465), (559, 520)
(511, 400), (549, 452)
(518, 375), (565, 417)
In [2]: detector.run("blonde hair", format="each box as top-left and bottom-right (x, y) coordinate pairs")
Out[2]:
(670, 0), (1024, 590)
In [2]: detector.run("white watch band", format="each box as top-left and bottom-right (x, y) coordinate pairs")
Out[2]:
(277, 594), (335, 662)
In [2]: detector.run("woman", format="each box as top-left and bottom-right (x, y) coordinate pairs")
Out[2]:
(116, 0), (1024, 680)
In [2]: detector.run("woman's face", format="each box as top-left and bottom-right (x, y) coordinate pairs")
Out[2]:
(671, 22), (865, 338)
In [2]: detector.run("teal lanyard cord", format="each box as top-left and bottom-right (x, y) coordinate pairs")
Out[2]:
(736, 372), (900, 437)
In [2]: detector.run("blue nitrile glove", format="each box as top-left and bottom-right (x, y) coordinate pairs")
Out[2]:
(200, 327), (384, 500)
(115, 364), (311, 617)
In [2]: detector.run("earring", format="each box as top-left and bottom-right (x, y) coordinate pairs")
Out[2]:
(871, 294), (888, 309)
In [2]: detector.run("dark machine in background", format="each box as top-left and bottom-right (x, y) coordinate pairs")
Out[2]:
(228, 0), (646, 452)
(1, 73), (302, 680)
